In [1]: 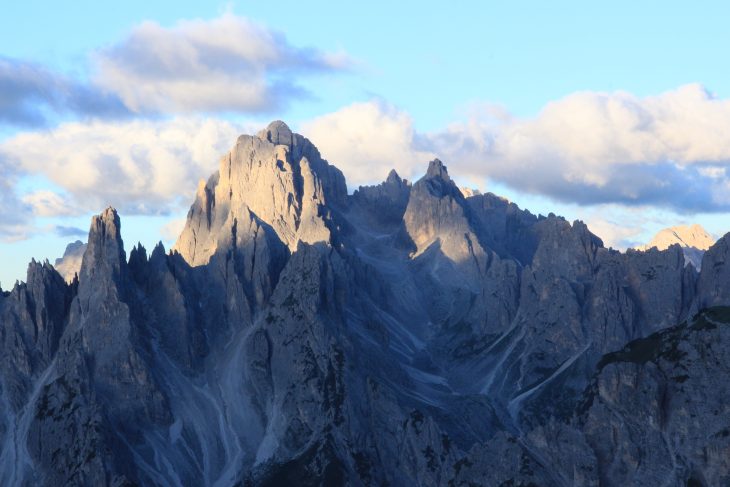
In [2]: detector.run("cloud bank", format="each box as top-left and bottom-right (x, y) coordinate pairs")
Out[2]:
(0, 57), (129, 126)
(4, 83), (730, 242)
(1, 118), (243, 216)
(301, 100), (434, 185)
(304, 85), (730, 213)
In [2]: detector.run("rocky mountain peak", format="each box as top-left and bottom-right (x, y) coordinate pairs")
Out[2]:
(638, 223), (716, 269)
(352, 169), (411, 227)
(415, 159), (462, 202)
(256, 120), (294, 146)
(77, 207), (127, 297)
(426, 158), (450, 180)
(641, 223), (715, 251)
(174, 121), (347, 266)
(386, 168), (403, 184)
(403, 159), (483, 262)
(94, 207), (122, 240)
(4, 126), (730, 486)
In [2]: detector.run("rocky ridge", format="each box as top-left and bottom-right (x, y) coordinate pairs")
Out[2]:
(0, 121), (729, 486)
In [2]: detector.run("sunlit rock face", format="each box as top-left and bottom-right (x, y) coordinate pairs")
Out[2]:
(2, 121), (730, 486)
(638, 223), (717, 269)
(173, 120), (347, 266)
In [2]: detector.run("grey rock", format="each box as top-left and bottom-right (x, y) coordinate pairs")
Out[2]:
(174, 120), (347, 266)
(581, 307), (730, 486)
(697, 233), (730, 309)
(1, 121), (729, 486)
(351, 169), (410, 228)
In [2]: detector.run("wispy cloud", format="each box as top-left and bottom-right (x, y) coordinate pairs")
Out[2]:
(0, 57), (129, 126)
(21, 190), (80, 217)
(54, 225), (87, 238)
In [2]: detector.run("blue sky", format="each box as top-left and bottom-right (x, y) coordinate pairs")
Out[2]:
(2, 1), (730, 287)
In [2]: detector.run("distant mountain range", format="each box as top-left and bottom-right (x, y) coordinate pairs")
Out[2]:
(2, 121), (730, 486)
(637, 223), (716, 269)
(53, 240), (87, 282)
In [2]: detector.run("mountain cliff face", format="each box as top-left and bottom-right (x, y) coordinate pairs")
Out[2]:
(1, 121), (729, 486)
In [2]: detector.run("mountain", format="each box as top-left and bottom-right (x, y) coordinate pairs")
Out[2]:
(53, 240), (87, 283)
(638, 224), (716, 269)
(1, 121), (729, 486)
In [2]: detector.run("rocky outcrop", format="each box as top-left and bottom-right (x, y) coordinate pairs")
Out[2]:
(581, 307), (730, 486)
(351, 169), (410, 227)
(0, 260), (70, 410)
(1, 122), (729, 486)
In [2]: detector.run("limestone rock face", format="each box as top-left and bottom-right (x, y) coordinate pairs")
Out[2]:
(0, 260), (70, 411)
(1, 121), (730, 486)
(581, 307), (730, 486)
(351, 169), (410, 227)
(697, 233), (730, 308)
(174, 120), (347, 266)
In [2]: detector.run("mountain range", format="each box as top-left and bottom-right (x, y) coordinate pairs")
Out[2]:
(1, 121), (730, 486)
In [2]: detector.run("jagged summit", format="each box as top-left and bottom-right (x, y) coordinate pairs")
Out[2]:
(4, 121), (730, 486)
(256, 119), (294, 146)
(385, 168), (402, 184)
(173, 121), (347, 265)
(425, 158), (450, 180)
(81, 205), (125, 281)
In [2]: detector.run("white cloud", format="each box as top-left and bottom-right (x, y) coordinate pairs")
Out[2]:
(0, 14), (351, 128)
(160, 216), (187, 243)
(580, 209), (649, 250)
(303, 86), (730, 212)
(300, 100), (434, 187)
(6, 84), (730, 243)
(93, 13), (351, 114)
(428, 84), (730, 211)
(21, 190), (79, 217)
(1, 117), (244, 216)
